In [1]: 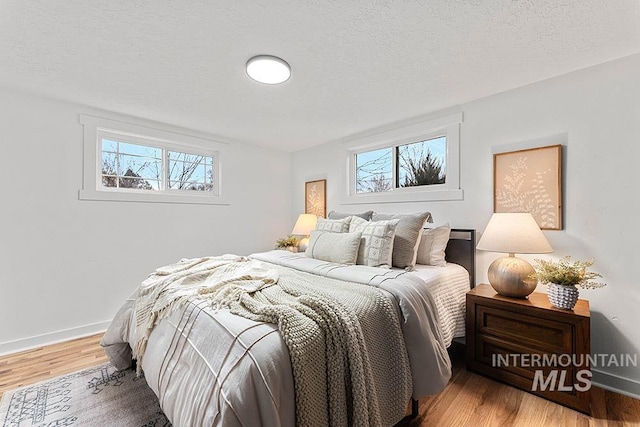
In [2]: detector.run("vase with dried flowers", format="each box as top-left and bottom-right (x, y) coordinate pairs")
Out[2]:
(275, 236), (298, 252)
(531, 256), (606, 310)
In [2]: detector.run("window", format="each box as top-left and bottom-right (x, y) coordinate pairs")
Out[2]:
(355, 147), (393, 193)
(80, 114), (227, 205)
(355, 136), (447, 193)
(100, 135), (215, 192)
(342, 111), (463, 203)
(167, 150), (214, 191)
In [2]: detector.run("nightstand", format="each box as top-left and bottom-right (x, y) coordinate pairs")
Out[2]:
(466, 284), (591, 414)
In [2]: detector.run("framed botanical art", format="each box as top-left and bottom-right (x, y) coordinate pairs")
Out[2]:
(305, 179), (326, 218)
(494, 144), (562, 230)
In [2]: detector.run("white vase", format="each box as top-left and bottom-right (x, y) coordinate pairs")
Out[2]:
(547, 283), (579, 310)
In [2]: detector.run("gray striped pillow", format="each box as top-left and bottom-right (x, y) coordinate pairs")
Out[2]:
(371, 212), (432, 269)
(327, 210), (374, 220)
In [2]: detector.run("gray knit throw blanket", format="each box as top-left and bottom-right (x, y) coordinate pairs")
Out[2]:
(133, 256), (412, 427)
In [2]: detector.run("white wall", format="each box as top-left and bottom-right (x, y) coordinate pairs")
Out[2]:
(0, 88), (293, 353)
(291, 54), (640, 397)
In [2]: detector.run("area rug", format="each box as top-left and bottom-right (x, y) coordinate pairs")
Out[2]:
(0, 363), (171, 426)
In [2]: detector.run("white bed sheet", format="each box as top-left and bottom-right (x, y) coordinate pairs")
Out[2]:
(407, 263), (471, 345)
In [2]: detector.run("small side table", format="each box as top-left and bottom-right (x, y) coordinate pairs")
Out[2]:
(466, 284), (591, 414)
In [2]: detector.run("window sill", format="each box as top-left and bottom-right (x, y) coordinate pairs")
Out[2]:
(340, 188), (463, 205)
(78, 189), (230, 205)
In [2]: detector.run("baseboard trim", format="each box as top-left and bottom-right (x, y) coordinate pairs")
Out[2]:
(592, 368), (640, 400)
(0, 321), (111, 356)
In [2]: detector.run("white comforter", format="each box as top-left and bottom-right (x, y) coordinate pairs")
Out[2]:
(101, 250), (470, 426)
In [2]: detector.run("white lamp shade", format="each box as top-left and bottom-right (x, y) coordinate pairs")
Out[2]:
(291, 214), (318, 236)
(476, 213), (553, 254)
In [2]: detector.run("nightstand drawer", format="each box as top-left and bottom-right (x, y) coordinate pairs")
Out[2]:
(466, 285), (591, 415)
(476, 305), (573, 353)
(476, 334), (580, 382)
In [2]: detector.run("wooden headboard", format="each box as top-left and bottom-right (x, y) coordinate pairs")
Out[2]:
(444, 228), (476, 288)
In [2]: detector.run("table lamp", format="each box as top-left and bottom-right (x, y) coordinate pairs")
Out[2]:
(291, 214), (318, 251)
(476, 212), (553, 298)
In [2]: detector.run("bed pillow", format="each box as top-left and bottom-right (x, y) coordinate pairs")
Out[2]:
(349, 216), (399, 268)
(315, 216), (352, 233)
(371, 212), (432, 269)
(305, 230), (362, 264)
(416, 223), (451, 267)
(327, 210), (374, 220)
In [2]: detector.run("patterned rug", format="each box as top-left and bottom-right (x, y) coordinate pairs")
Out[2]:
(0, 363), (171, 426)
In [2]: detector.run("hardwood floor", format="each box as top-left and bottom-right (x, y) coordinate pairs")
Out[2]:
(1, 335), (639, 426)
(397, 344), (640, 427)
(0, 333), (109, 400)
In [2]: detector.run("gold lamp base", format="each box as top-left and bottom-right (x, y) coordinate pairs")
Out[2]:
(487, 254), (538, 298)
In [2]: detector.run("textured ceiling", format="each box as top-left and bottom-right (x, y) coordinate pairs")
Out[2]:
(1, 1), (639, 152)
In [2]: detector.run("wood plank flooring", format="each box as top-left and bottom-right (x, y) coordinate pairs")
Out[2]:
(396, 344), (640, 427)
(1, 334), (639, 426)
(0, 333), (109, 400)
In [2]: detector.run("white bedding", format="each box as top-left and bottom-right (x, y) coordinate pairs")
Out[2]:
(409, 263), (471, 345)
(101, 250), (470, 427)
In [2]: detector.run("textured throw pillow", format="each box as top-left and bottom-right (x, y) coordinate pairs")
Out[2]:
(349, 216), (399, 268)
(371, 212), (432, 269)
(315, 216), (352, 233)
(305, 230), (362, 264)
(328, 210), (374, 221)
(416, 224), (451, 267)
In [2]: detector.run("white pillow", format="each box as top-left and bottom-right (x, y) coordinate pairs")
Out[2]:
(416, 224), (451, 267)
(315, 216), (352, 233)
(349, 216), (399, 268)
(305, 230), (362, 264)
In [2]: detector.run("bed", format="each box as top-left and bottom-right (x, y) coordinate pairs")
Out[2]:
(101, 224), (476, 427)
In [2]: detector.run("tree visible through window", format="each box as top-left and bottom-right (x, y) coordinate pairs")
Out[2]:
(397, 137), (446, 187)
(168, 151), (214, 191)
(355, 147), (392, 193)
(355, 136), (446, 193)
(101, 138), (214, 192)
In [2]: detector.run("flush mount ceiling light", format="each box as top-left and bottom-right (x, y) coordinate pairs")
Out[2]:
(246, 55), (291, 84)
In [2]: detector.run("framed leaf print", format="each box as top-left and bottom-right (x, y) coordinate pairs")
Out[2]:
(494, 144), (562, 230)
(305, 179), (326, 218)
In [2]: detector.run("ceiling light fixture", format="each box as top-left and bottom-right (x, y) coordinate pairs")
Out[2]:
(246, 55), (291, 84)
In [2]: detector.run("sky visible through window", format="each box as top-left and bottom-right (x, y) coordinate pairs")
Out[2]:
(397, 136), (446, 187)
(101, 139), (213, 191)
(355, 136), (446, 193)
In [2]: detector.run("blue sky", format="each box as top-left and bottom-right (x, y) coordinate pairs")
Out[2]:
(101, 139), (213, 190)
(356, 136), (446, 192)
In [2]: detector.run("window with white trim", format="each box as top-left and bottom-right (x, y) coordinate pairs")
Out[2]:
(342, 112), (463, 204)
(79, 115), (227, 205)
(355, 135), (447, 193)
